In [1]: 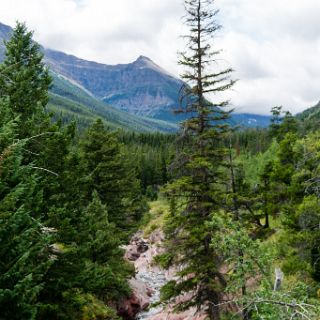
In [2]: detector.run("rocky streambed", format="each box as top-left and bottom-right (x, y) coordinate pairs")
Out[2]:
(120, 230), (206, 320)
(136, 269), (167, 319)
(119, 229), (167, 319)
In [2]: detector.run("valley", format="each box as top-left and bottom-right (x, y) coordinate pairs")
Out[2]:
(1, 2), (320, 320)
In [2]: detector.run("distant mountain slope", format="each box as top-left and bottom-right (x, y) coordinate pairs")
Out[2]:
(45, 50), (184, 122)
(0, 21), (177, 132)
(232, 113), (271, 128)
(296, 101), (320, 131)
(296, 101), (320, 120)
(49, 72), (178, 132)
(45, 47), (272, 126)
(0, 21), (272, 129)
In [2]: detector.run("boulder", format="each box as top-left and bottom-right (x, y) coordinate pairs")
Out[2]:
(118, 278), (151, 319)
(137, 240), (149, 253)
(125, 244), (141, 261)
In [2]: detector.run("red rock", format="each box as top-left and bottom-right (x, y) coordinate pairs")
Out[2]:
(146, 286), (155, 297)
(118, 278), (151, 319)
(125, 244), (141, 261)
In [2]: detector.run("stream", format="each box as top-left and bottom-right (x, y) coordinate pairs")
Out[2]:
(136, 269), (167, 319)
(125, 230), (205, 320)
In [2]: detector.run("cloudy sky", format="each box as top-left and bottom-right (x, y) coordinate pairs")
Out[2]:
(0, 0), (319, 115)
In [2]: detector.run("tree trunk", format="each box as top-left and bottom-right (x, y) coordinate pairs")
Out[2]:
(208, 292), (220, 320)
(264, 211), (269, 228)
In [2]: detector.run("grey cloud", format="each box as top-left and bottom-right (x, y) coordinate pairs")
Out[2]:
(1, 0), (320, 114)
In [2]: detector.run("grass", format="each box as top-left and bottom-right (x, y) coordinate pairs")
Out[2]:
(141, 196), (170, 238)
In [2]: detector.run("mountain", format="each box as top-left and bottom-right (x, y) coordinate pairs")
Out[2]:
(0, 22), (177, 132)
(296, 101), (320, 120)
(296, 101), (320, 131)
(43, 47), (274, 127)
(232, 113), (271, 128)
(49, 71), (178, 132)
(44, 50), (184, 122)
(44, 47), (272, 126)
(0, 21), (271, 130)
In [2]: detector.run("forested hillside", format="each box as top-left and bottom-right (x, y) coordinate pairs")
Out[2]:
(48, 71), (178, 132)
(0, 22), (174, 319)
(1, 1), (320, 320)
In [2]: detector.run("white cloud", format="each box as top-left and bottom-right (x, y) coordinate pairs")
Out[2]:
(217, 0), (320, 114)
(0, 0), (319, 114)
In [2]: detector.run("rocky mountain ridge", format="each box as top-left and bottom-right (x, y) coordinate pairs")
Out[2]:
(44, 49), (184, 121)
(0, 21), (177, 132)
(0, 21), (272, 128)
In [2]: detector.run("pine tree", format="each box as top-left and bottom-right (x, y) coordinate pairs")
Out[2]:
(0, 100), (52, 320)
(78, 192), (132, 300)
(81, 119), (143, 229)
(0, 22), (51, 138)
(0, 24), (55, 317)
(1, 22), (137, 319)
(269, 106), (298, 142)
(161, 1), (234, 319)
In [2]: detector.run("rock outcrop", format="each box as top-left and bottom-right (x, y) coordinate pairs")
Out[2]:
(118, 278), (152, 320)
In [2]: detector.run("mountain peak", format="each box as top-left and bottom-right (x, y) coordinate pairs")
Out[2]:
(132, 55), (177, 80)
(136, 55), (152, 63)
(134, 55), (154, 67)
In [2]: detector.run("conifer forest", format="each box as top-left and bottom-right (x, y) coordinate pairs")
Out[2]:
(1, 0), (320, 319)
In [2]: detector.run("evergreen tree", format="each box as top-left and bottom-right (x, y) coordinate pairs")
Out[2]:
(0, 22), (51, 138)
(0, 100), (52, 320)
(81, 119), (143, 229)
(0, 21), (139, 319)
(161, 0), (235, 318)
(269, 106), (298, 142)
(78, 192), (132, 300)
(0, 24), (55, 318)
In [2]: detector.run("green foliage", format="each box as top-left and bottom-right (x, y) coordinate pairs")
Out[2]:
(80, 119), (146, 229)
(209, 215), (271, 294)
(118, 131), (175, 193)
(153, 253), (173, 269)
(0, 101), (53, 319)
(78, 192), (133, 300)
(245, 281), (320, 320)
(0, 22), (150, 319)
(0, 22), (51, 138)
(269, 106), (298, 142)
(230, 128), (271, 155)
(161, 1), (236, 318)
(37, 120), (137, 318)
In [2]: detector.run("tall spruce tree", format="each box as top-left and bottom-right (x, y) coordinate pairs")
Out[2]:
(0, 100), (53, 320)
(0, 22), (51, 138)
(161, 0), (235, 319)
